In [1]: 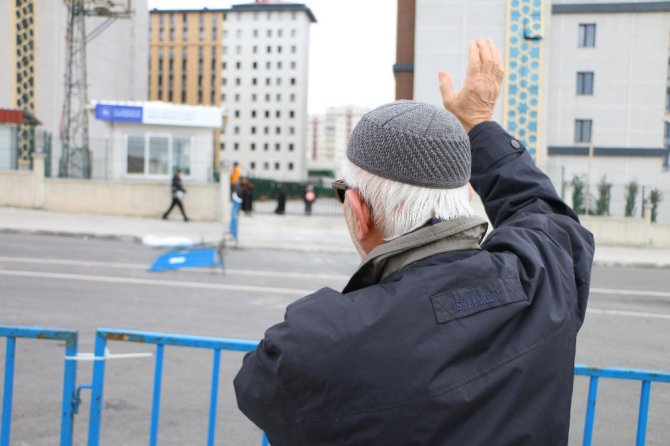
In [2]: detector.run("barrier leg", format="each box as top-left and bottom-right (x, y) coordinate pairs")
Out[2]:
(88, 333), (108, 446)
(582, 376), (599, 446)
(207, 349), (222, 446)
(1, 337), (16, 446)
(60, 338), (78, 446)
(635, 380), (651, 446)
(149, 344), (165, 446)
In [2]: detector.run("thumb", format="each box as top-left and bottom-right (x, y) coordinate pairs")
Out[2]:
(438, 71), (457, 106)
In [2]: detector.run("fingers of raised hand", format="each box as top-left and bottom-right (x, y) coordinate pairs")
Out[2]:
(438, 70), (457, 105)
(466, 40), (481, 77)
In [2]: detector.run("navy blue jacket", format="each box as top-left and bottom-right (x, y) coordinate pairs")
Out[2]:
(234, 121), (595, 445)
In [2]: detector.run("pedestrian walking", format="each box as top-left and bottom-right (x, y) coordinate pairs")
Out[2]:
(161, 169), (189, 221)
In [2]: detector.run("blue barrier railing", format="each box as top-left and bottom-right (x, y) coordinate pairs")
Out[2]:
(0, 326), (79, 446)
(574, 364), (670, 446)
(88, 328), (262, 446)
(2, 324), (669, 446)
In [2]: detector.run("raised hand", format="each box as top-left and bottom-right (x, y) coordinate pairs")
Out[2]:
(438, 38), (504, 132)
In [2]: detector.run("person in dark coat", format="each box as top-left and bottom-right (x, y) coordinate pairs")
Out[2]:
(240, 178), (254, 216)
(234, 39), (594, 446)
(274, 183), (287, 215)
(161, 169), (188, 221)
(303, 184), (317, 215)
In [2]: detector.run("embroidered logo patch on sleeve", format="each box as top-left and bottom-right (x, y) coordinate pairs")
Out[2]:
(430, 277), (527, 324)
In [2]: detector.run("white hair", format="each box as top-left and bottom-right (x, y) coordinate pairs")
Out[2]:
(341, 159), (473, 241)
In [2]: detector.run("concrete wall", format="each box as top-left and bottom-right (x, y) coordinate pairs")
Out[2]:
(0, 155), (229, 221)
(581, 216), (670, 248)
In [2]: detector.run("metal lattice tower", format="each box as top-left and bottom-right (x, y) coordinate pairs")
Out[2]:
(60, 0), (90, 178)
(59, 0), (132, 178)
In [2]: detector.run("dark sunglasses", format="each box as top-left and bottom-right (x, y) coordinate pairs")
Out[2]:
(332, 179), (351, 204)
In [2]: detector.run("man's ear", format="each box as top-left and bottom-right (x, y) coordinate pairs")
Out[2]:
(346, 189), (373, 240)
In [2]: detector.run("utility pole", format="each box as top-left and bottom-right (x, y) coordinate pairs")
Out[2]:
(59, 0), (132, 178)
(585, 124), (595, 215)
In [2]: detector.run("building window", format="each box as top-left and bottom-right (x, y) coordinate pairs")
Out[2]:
(274, 162), (280, 170)
(253, 46), (258, 54)
(264, 161), (269, 170)
(291, 45), (296, 54)
(234, 110), (240, 118)
(290, 78), (296, 86)
(288, 162), (294, 170)
(251, 143), (256, 151)
(234, 142), (239, 151)
(264, 143), (269, 151)
(277, 61), (282, 69)
(251, 110), (257, 118)
(251, 126), (257, 134)
(278, 29), (283, 37)
(253, 29), (258, 37)
(289, 127), (295, 135)
(289, 143), (294, 152)
(267, 45), (272, 53)
(266, 78), (271, 86)
(234, 93), (240, 102)
(264, 126), (269, 135)
(291, 61), (296, 69)
(578, 24), (596, 48)
(275, 143), (280, 151)
(236, 61), (241, 69)
(276, 127), (281, 134)
(291, 29), (296, 37)
(252, 78), (258, 85)
(267, 29), (272, 37)
(265, 93), (271, 102)
(250, 161), (256, 169)
(220, 142), (225, 151)
(276, 77), (282, 85)
(252, 93), (257, 102)
(277, 46), (282, 53)
(265, 110), (270, 118)
(235, 78), (241, 86)
(575, 119), (592, 143)
(236, 45), (242, 54)
(125, 134), (191, 177)
(276, 110), (281, 118)
(236, 29), (242, 38)
(234, 126), (239, 134)
(576, 72), (594, 95)
(289, 110), (295, 118)
(253, 61), (258, 69)
(276, 93), (281, 101)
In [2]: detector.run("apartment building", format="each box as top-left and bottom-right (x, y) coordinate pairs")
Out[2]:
(395, 0), (670, 219)
(307, 105), (369, 176)
(220, 2), (317, 181)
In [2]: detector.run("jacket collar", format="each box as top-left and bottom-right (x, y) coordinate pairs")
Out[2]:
(343, 215), (488, 293)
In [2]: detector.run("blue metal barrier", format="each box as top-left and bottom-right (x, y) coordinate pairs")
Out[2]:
(574, 364), (670, 446)
(0, 326), (78, 446)
(88, 328), (262, 446)
(149, 246), (224, 272)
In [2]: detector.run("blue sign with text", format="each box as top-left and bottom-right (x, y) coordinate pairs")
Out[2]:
(95, 104), (143, 123)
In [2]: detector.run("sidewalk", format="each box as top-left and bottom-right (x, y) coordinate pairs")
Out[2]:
(1, 207), (669, 267)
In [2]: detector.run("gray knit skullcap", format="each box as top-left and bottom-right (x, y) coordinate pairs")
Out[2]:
(346, 100), (470, 188)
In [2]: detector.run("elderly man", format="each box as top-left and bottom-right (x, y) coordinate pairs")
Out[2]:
(234, 39), (594, 445)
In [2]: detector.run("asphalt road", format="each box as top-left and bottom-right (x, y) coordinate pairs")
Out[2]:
(1, 233), (669, 445)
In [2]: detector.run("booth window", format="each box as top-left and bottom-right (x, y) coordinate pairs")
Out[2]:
(126, 134), (192, 177)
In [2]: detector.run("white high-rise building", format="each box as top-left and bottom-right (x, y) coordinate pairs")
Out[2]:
(400, 0), (670, 220)
(221, 1), (316, 181)
(308, 105), (369, 176)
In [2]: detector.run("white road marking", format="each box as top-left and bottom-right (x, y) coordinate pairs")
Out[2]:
(587, 308), (670, 321)
(589, 288), (670, 299)
(0, 270), (313, 296)
(0, 256), (351, 281)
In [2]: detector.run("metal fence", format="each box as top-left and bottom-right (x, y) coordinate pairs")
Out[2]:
(0, 326), (78, 446)
(2, 325), (670, 445)
(88, 328), (262, 446)
(574, 364), (670, 446)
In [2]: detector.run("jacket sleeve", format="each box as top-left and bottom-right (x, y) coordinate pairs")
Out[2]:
(468, 121), (594, 319)
(233, 325), (306, 446)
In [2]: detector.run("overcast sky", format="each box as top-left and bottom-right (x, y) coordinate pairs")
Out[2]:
(148, 0), (397, 114)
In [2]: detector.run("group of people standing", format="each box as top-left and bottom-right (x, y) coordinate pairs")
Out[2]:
(161, 162), (321, 222)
